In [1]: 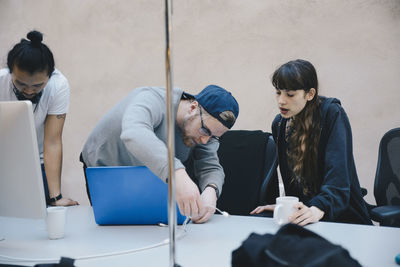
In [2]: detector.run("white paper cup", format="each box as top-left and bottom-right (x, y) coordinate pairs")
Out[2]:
(46, 206), (67, 239)
(273, 196), (299, 225)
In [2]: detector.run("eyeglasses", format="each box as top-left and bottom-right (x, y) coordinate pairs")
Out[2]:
(198, 106), (220, 141)
(12, 80), (45, 93)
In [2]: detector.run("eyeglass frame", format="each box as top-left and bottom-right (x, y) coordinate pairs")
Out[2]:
(198, 106), (220, 141)
(11, 78), (47, 93)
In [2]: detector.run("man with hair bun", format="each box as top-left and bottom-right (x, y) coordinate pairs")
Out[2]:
(0, 30), (78, 206)
(81, 85), (239, 223)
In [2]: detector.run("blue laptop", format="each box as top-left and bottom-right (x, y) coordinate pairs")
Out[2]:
(86, 166), (187, 225)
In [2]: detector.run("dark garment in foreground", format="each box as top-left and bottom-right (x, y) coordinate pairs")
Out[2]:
(0, 257), (76, 267)
(232, 223), (361, 267)
(272, 97), (372, 225)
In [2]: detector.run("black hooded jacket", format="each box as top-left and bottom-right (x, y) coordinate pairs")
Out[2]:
(272, 96), (372, 225)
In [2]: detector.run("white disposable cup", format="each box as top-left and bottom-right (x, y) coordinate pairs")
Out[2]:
(46, 206), (67, 239)
(273, 196), (299, 225)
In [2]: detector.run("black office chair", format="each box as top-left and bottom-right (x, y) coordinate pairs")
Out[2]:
(365, 128), (400, 227)
(185, 130), (279, 216)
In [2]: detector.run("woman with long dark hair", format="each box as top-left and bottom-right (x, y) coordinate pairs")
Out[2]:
(0, 30), (78, 206)
(251, 59), (371, 225)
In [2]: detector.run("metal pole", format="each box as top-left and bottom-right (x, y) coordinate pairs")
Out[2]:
(164, 1), (179, 266)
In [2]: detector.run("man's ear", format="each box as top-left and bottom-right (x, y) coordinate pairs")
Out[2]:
(189, 100), (199, 114)
(307, 88), (316, 101)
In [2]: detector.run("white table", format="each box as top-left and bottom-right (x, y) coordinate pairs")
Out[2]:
(0, 206), (399, 267)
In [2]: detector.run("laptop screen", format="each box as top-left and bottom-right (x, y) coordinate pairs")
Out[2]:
(0, 101), (46, 219)
(86, 166), (186, 225)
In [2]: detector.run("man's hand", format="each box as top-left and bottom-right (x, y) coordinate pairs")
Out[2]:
(51, 197), (79, 206)
(175, 169), (202, 217)
(191, 186), (217, 224)
(289, 203), (324, 226)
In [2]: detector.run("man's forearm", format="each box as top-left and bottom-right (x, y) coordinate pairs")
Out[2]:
(43, 141), (63, 198)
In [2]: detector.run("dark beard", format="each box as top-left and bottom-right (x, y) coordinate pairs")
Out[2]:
(182, 136), (195, 147)
(180, 115), (197, 147)
(13, 86), (43, 104)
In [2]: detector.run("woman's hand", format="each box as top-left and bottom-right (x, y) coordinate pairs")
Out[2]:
(250, 204), (276, 215)
(289, 202), (324, 226)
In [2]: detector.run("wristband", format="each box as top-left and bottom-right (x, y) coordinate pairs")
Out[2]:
(49, 193), (62, 203)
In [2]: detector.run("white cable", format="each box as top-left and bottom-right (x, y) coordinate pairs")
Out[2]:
(215, 207), (230, 217)
(0, 222), (190, 263)
(208, 205), (230, 217)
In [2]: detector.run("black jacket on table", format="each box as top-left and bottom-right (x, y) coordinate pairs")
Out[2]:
(272, 96), (372, 225)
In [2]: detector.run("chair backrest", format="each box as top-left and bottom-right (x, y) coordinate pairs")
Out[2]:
(259, 134), (280, 205)
(374, 128), (400, 207)
(184, 130), (279, 216)
(217, 130), (279, 215)
(216, 130), (279, 215)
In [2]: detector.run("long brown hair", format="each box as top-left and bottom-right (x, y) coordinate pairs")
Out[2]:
(272, 59), (321, 195)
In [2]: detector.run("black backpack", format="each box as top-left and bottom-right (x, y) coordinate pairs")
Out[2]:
(0, 257), (75, 267)
(232, 223), (361, 267)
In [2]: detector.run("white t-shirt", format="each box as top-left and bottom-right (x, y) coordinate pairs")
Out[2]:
(0, 68), (70, 162)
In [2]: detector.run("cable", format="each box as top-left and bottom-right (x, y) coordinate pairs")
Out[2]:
(0, 223), (189, 263)
(208, 205), (230, 217)
(214, 206), (230, 217)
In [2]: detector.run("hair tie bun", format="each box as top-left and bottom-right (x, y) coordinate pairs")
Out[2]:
(27, 30), (43, 47)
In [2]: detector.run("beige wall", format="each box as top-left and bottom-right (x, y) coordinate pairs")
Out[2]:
(1, 0), (399, 206)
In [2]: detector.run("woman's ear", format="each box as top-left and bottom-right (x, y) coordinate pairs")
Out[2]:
(306, 88), (316, 101)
